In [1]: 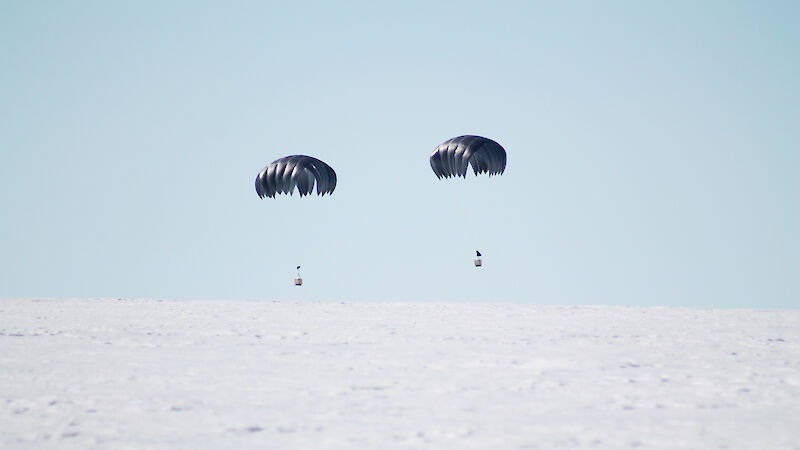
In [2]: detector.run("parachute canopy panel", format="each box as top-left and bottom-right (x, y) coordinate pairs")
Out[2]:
(255, 155), (337, 198)
(430, 135), (506, 179)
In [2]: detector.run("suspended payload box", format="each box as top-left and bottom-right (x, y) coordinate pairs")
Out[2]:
(294, 265), (302, 286)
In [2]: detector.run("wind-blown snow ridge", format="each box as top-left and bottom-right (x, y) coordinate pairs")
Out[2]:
(1, 299), (798, 449)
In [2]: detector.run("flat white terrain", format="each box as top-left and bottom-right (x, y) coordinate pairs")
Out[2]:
(1, 299), (798, 449)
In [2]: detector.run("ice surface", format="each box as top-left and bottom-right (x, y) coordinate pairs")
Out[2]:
(1, 299), (799, 449)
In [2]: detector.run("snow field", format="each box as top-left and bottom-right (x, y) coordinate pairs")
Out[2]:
(1, 299), (799, 449)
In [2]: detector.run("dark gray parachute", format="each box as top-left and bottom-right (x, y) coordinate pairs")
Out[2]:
(430, 135), (506, 179)
(255, 155), (337, 198)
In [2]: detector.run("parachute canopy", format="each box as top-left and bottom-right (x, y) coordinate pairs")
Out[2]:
(430, 135), (506, 179)
(255, 155), (337, 198)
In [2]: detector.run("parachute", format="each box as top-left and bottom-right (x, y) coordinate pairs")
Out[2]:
(430, 135), (506, 179)
(255, 155), (337, 198)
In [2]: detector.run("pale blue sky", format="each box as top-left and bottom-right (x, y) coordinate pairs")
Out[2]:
(1, 1), (797, 307)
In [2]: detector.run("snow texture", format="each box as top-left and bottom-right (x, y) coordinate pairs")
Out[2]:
(1, 299), (799, 449)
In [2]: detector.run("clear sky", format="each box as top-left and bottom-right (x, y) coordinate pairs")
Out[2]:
(1, 1), (797, 308)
